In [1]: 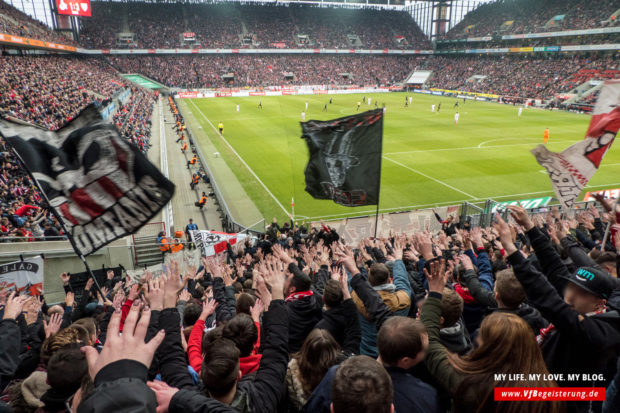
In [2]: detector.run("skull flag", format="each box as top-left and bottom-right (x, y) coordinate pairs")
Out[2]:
(0, 105), (175, 256)
(301, 109), (383, 207)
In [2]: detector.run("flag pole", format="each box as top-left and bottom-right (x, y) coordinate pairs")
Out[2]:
(374, 109), (384, 240)
(7, 147), (105, 297)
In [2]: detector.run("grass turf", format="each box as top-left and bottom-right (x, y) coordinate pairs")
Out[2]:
(184, 93), (619, 222)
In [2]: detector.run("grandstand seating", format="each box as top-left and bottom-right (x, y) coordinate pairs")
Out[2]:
(0, 0), (74, 44)
(106, 55), (421, 88)
(79, 2), (430, 49)
(443, 0), (619, 39)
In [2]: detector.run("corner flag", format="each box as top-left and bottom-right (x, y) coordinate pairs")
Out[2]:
(301, 109), (383, 207)
(532, 80), (620, 210)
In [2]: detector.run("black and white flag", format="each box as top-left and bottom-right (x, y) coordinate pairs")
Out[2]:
(301, 109), (383, 207)
(0, 105), (175, 255)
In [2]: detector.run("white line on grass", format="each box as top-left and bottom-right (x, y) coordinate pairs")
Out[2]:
(384, 140), (575, 155)
(187, 99), (290, 216)
(383, 156), (477, 199)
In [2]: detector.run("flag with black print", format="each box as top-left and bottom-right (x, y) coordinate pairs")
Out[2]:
(301, 109), (383, 207)
(0, 105), (175, 256)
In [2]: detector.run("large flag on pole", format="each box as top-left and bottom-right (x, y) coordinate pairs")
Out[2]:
(0, 105), (175, 256)
(190, 230), (248, 257)
(301, 109), (383, 207)
(532, 80), (620, 210)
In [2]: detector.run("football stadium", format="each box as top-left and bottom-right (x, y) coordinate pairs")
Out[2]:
(1, 0), (620, 412)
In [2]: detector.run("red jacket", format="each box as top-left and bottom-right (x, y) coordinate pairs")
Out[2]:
(188, 319), (262, 375)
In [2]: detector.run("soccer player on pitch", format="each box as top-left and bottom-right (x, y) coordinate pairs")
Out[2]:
(301, 112), (305, 121)
(357, 101), (361, 110)
(258, 100), (263, 109)
(543, 127), (549, 144)
(454, 111), (460, 125)
(323, 103), (327, 111)
(518, 107), (523, 118)
(218, 121), (224, 134)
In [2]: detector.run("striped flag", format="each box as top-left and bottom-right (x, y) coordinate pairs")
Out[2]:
(0, 105), (175, 255)
(532, 80), (620, 210)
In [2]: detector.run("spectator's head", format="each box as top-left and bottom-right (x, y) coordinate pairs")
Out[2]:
(447, 312), (557, 411)
(284, 269), (312, 295)
(41, 325), (89, 365)
(368, 263), (390, 286)
(46, 345), (88, 401)
(377, 316), (427, 369)
(72, 318), (98, 345)
(222, 313), (258, 357)
(595, 252), (617, 277)
(201, 334), (241, 399)
(440, 288), (464, 328)
(47, 304), (64, 317)
(295, 329), (342, 395)
(564, 267), (615, 314)
(235, 292), (255, 316)
(323, 279), (343, 309)
(331, 355), (393, 413)
(183, 302), (202, 327)
(494, 269), (526, 310)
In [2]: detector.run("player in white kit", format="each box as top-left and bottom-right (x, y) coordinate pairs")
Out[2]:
(305, 101), (308, 110)
(236, 104), (240, 113)
(409, 96), (413, 104)
(431, 104), (435, 112)
(368, 98), (371, 105)
(301, 112), (305, 121)
(454, 112), (460, 124)
(518, 107), (523, 118)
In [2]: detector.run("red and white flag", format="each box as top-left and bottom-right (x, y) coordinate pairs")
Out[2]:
(190, 230), (248, 256)
(532, 80), (620, 210)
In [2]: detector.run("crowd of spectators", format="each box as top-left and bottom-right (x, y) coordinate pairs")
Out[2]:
(444, 0), (619, 40)
(113, 87), (157, 153)
(107, 55), (422, 89)
(423, 54), (619, 100)
(0, 0), (74, 45)
(0, 55), (156, 242)
(79, 2), (429, 50)
(2, 194), (620, 412)
(0, 56), (126, 130)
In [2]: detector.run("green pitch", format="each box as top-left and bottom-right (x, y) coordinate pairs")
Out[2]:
(184, 93), (619, 222)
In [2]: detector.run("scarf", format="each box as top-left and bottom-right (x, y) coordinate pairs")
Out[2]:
(537, 308), (606, 345)
(454, 284), (476, 304)
(285, 290), (314, 303)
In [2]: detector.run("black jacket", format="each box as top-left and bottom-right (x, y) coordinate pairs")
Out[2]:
(314, 298), (361, 355)
(509, 227), (620, 411)
(0, 319), (20, 392)
(160, 300), (290, 413)
(77, 360), (158, 413)
(439, 318), (472, 355)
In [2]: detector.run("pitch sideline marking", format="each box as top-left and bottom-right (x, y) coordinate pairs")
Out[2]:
(187, 99), (290, 216)
(385, 140), (576, 155)
(383, 156), (476, 199)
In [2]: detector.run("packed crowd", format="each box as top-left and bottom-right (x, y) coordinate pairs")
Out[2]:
(0, 0), (74, 45)
(2, 196), (620, 412)
(106, 55), (421, 89)
(423, 55), (618, 100)
(112, 88), (157, 153)
(0, 56), (126, 130)
(79, 2), (429, 50)
(0, 139), (65, 242)
(0, 56), (156, 241)
(444, 0), (619, 39)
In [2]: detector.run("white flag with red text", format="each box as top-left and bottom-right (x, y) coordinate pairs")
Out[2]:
(532, 80), (620, 210)
(190, 230), (248, 257)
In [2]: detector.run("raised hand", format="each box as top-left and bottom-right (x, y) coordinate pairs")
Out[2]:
(255, 274), (272, 309)
(60, 272), (70, 286)
(198, 298), (218, 321)
(147, 380), (179, 413)
(84, 278), (94, 292)
(392, 238), (404, 260)
(423, 259), (447, 293)
(65, 291), (75, 308)
(43, 312), (63, 338)
(144, 278), (164, 311)
(457, 254), (475, 271)
(82, 304), (165, 380)
(107, 270), (115, 280)
(250, 298), (265, 323)
(493, 214), (518, 256)
(128, 284), (140, 301)
(506, 205), (534, 231)
(2, 292), (30, 320)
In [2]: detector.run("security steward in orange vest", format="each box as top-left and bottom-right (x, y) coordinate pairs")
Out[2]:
(170, 231), (184, 254)
(195, 192), (207, 209)
(187, 155), (197, 169)
(190, 173), (200, 190)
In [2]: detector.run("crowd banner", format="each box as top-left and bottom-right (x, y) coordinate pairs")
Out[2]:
(0, 256), (44, 296)
(191, 230), (249, 257)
